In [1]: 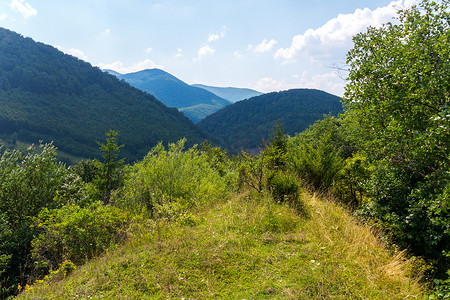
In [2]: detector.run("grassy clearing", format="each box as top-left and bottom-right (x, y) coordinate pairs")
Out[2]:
(18, 190), (423, 299)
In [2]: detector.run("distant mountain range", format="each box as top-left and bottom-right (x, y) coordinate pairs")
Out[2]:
(0, 27), (344, 161)
(192, 84), (262, 103)
(108, 69), (232, 123)
(0, 28), (211, 163)
(198, 89), (343, 154)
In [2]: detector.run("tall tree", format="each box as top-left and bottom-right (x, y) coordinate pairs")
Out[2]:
(342, 0), (449, 273)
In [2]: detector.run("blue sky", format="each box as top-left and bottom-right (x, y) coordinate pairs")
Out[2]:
(0, 0), (416, 96)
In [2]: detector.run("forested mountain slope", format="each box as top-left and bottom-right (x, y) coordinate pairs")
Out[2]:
(0, 28), (211, 162)
(192, 84), (263, 103)
(198, 89), (343, 153)
(112, 69), (232, 122)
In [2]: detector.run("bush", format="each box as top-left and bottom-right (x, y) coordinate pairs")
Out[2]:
(267, 171), (302, 208)
(0, 143), (71, 296)
(334, 153), (371, 208)
(287, 116), (352, 190)
(116, 139), (229, 217)
(31, 202), (131, 271)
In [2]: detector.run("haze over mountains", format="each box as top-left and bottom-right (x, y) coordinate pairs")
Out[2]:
(192, 84), (263, 103)
(108, 69), (233, 123)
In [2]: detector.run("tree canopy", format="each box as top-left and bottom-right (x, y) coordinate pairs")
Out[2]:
(343, 0), (449, 272)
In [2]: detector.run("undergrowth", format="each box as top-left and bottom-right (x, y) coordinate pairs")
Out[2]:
(18, 190), (423, 299)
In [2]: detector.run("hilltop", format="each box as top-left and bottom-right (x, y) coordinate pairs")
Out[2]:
(198, 89), (343, 153)
(0, 28), (211, 162)
(17, 190), (422, 299)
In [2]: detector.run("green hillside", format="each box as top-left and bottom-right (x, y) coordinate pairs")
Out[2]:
(113, 69), (232, 122)
(198, 89), (343, 153)
(0, 28), (211, 163)
(2, 2), (449, 298)
(18, 187), (422, 299)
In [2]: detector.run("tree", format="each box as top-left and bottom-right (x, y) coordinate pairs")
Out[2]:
(343, 0), (449, 274)
(97, 130), (124, 204)
(266, 122), (288, 170)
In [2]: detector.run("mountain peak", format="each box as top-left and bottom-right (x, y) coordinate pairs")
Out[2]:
(114, 70), (231, 122)
(0, 27), (211, 163)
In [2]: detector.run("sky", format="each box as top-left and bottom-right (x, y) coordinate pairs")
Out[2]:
(0, 0), (417, 96)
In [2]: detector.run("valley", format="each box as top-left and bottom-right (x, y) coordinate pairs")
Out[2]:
(1, 1), (449, 296)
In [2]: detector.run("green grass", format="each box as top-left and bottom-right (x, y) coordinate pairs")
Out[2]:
(18, 190), (423, 299)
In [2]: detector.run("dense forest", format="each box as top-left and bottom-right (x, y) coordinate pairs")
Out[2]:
(0, 28), (211, 163)
(198, 89), (343, 153)
(0, 0), (449, 298)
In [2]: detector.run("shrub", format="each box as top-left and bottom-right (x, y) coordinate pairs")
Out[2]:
(0, 143), (71, 296)
(267, 171), (302, 208)
(287, 116), (351, 190)
(116, 139), (229, 217)
(31, 202), (131, 271)
(238, 151), (267, 193)
(334, 153), (371, 208)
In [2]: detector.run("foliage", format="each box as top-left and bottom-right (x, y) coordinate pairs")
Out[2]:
(343, 0), (450, 274)
(31, 202), (130, 271)
(0, 28), (211, 163)
(199, 89), (343, 154)
(267, 171), (302, 207)
(334, 153), (371, 208)
(265, 122), (288, 170)
(17, 192), (423, 299)
(238, 151), (267, 193)
(287, 116), (352, 191)
(116, 139), (230, 217)
(0, 143), (70, 296)
(426, 271), (450, 299)
(96, 129), (125, 203)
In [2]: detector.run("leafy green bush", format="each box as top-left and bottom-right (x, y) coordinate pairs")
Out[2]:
(116, 139), (229, 217)
(0, 143), (72, 296)
(287, 116), (351, 190)
(267, 171), (302, 208)
(31, 202), (131, 271)
(334, 153), (371, 208)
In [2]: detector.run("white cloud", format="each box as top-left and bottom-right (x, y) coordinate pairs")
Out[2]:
(208, 33), (220, 42)
(255, 77), (293, 93)
(255, 71), (345, 96)
(10, 0), (37, 20)
(66, 48), (88, 61)
(248, 39), (277, 53)
(208, 26), (227, 42)
(55, 46), (88, 61)
(301, 72), (346, 96)
(197, 45), (215, 60)
(97, 59), (164, 74)
(175, 48), (183, 58)
(233, 50), (243, 59)
(274, 0), (415, 62)
(102, 28), (111, 36)
(145, 47), (153, 53)
(0, 14), (7, 20)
